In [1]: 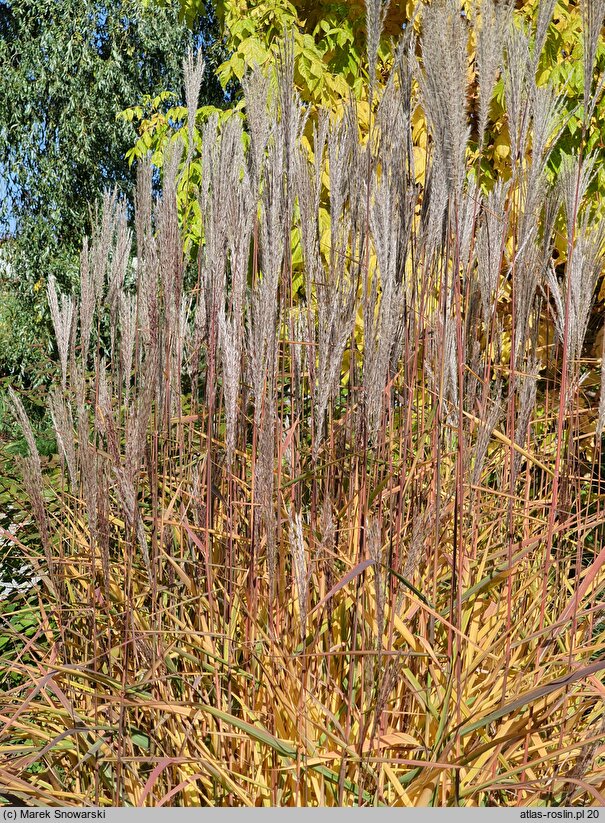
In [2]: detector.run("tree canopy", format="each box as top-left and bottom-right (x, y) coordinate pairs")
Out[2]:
(0, 0), (225, 284)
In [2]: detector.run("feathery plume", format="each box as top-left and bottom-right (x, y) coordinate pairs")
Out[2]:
(241, 66), (272, 194)
(404, 505), (432, 582)
(533, 0), (558, 71)
(47, 274), (75, 390)
(503, 24), (533, 162)
(471, 386), (503, 488)
(247, 131), (285, 425)
(49, 388), (77, 488)
(418, 0), (469, 200)
(91, 189), (118, 303)
(288, 508), (309, 643)
(560, 154), (597, 244)
(476, 180), (510, 324)
(8, 388), (52, 566)
(119, 291), (137, 397)
(107, 197), (132, 314)
(547, 215), (605, 369)
(79, 237), (95, 367)
(365, 156), (408, 435)
(366, 0), (391, 95)
(512, 232), (542, 366)
(183, 47), (205, 159)
(582, 0), (605, 117)
(476, 0), (513, 147)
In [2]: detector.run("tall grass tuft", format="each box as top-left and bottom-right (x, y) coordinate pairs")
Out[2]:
(2, 0), (605, 807)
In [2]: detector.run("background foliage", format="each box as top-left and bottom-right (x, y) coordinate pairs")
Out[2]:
(0, 0), (225, 380)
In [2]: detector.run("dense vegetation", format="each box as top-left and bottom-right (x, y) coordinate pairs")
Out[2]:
(1, 0), (605, 808)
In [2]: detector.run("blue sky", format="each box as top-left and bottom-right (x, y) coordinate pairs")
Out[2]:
(0, 171), (15, 237)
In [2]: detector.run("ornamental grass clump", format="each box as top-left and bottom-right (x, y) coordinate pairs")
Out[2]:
(3, 0), (605, 807)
